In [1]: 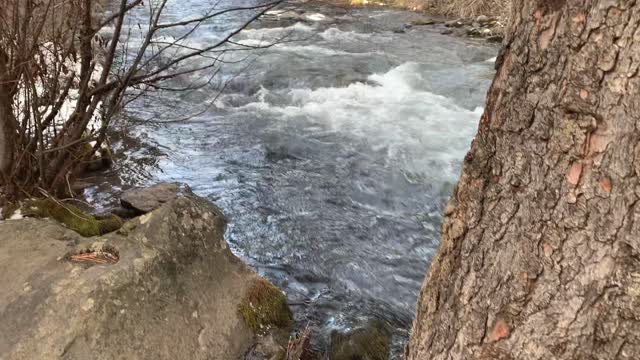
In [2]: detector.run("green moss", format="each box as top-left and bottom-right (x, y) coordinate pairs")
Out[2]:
(1, 202), (19, 220)
(23, 198), (123, 237)
(238, 278), (292, 335)
(330, 320), (390, 360)
(76, 142), (94, 159)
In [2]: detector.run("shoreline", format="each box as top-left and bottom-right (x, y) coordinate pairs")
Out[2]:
(309, 0), (507, 39)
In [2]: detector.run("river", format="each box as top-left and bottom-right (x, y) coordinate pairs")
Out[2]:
(106, 0), (498, 357)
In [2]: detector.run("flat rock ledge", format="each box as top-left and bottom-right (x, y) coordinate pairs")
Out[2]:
(0, 193), (285, 360)
(120, 182), (189, 215)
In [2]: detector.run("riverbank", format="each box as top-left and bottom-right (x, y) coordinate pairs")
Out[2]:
(313, 0), (508, 39)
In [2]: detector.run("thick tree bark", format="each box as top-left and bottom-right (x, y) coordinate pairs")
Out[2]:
(407, 0), (640, 359)
(0, 49), (16, 184)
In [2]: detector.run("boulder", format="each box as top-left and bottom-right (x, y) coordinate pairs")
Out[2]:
(120, 182), (186, 214)
(0, 193), (291, 359)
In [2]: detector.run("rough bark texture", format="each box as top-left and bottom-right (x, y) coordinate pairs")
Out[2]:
(0, 49), (16, 181)
(407, 0), (640, 359)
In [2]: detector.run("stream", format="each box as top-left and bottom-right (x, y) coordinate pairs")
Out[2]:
(103, 0), (498, 357)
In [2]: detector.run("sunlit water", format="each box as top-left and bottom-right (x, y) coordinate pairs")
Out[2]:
(107, 0), (498, 356)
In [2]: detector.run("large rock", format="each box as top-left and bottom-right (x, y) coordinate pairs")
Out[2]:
(0, 193), (289, 359)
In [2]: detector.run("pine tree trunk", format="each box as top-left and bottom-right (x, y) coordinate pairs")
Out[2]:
(0, 50), (15, 184)
(407, 0), (640, 359)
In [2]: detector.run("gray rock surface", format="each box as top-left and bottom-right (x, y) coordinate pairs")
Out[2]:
(0, 194), (262, 360)
(120, 182), (186, 214)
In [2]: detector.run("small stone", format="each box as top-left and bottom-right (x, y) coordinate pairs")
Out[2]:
(476, 15), (490, 23)
(445, 19), (464, 28)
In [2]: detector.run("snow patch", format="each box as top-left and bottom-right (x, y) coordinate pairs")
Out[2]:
(9, 209), (23, 220)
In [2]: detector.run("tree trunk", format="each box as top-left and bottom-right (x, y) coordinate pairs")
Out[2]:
(0, 50), (16, 185)
(407, 0), (640, 359)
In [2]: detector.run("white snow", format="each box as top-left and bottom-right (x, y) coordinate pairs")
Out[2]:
(8, 209), (23, 220)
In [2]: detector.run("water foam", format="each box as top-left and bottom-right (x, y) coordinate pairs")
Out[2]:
(319, 27), (380, 42)
(236, 62), (482, 182)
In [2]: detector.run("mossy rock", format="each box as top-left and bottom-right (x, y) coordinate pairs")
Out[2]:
(23, 198), (123, 237)
(330, 320), (390, 360)
(238, 278), (292, 335)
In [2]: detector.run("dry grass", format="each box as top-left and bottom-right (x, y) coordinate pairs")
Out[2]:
(419, 0), (511, 19)
(285, 325), (311, 360)
(322, 0), (511, 22)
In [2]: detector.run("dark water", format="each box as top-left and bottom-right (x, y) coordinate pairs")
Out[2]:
(99, 1), (498, 357)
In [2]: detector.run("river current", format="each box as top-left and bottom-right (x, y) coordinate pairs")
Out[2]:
(104, 0), (498, 357)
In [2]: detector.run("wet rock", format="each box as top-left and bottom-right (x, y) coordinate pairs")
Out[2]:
(444, 19), (464, 28)
(440, 29), (453, 35)
(445, 18), (471, 28)
(0, 194), (289, 359)
(439, 15), (505, 41)
(392, 27), (406, 33)
(330, 320), (391, 360)
(265, 146), (301, 162)
(409, 18), (437, 26)
(466, 27), (483, 37)
(120, 182), (187, 214)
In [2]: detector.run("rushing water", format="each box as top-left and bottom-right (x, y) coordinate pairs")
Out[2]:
(109, 0), (498, 357)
